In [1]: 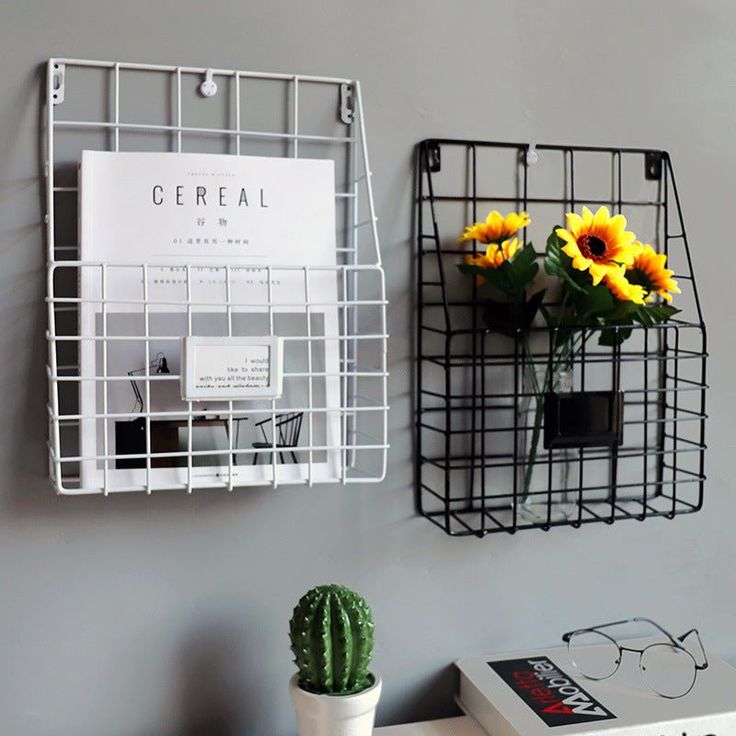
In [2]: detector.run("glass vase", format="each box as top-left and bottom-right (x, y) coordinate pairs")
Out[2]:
(515, 364), (576, 523)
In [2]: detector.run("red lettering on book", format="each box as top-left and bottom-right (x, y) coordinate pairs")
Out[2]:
(542, 701), (573, 715)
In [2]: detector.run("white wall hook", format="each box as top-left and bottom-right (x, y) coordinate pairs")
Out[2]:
(526, 142), (539, 165)
(199, 69), (217, 97)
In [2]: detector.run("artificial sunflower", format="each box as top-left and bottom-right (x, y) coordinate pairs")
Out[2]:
(464, 237), (522, 270)
(626, 244), (680, 303)
(602, 265), (647, 305)
(460, 210), (530, 244)
(556, 206), (640, 286)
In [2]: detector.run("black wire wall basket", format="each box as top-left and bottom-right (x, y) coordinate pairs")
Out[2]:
(415, 139), (707, 536)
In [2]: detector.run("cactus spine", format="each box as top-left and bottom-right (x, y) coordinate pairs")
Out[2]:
(289, 584), (375, 695)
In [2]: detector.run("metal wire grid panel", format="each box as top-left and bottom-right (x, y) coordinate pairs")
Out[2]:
(45, 58), (388, 494)
(415, 139), (707, 536)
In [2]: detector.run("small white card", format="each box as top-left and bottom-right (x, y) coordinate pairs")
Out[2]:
(181, 336), (283, 401)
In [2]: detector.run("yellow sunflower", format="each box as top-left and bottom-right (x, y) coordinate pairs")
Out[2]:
(460, 210), (530, 244)
(465, 237), (522, 270)
(626, 244), (680, 303)
(602, 265), (647, 305)
(556, 206), (640, 286)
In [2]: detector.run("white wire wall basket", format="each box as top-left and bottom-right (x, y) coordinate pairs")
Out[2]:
(45, 58), (389, 494)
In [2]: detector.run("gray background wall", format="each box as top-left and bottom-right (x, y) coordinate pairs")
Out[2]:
(1, 1), (733, 734)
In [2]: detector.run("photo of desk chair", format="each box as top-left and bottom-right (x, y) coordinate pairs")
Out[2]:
(251, 412), (304, 465)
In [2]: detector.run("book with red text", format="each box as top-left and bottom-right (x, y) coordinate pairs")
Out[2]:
(457, 643), (736, 735)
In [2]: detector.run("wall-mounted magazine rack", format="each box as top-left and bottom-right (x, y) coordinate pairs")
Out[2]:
(44, 58), (388, 494)
(415, 139), (707, 536)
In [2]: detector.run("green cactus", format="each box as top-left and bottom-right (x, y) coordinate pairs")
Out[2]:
(289, 584), (375, 695)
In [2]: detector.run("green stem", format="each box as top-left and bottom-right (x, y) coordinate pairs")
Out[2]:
(520, 336), (545, 502)
(519, 292), (580, 504)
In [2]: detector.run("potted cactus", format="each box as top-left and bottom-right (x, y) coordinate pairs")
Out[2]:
(289, 584), (381, 736)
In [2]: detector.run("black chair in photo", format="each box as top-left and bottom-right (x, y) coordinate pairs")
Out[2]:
(252, 412), (304, 465)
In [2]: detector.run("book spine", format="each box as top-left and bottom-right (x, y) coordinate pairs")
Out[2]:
(458, 670), (733, 736)
(457, 673), (520, 736)
(637, 713), (733, 736)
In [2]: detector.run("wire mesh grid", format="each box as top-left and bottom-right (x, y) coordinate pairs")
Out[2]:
(415, 139), (707, 536)
(45, 58), (388, 494)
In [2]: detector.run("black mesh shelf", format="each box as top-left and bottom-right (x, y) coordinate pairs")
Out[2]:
(415, 138), (707, 536)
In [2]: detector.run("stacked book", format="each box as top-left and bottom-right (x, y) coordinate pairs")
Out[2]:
(457, 644), (736, 735)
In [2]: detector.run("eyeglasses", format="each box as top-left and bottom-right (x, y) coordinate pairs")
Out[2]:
(562, 617), (708, 699)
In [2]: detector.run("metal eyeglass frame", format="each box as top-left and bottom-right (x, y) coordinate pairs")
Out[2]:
(562, 617), (709, 699)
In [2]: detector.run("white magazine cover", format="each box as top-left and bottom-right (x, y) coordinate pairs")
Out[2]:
(78, 150), (341, 492)
(457, 641), (735, 736)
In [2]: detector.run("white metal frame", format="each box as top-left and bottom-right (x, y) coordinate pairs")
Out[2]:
(45, 58), (389, 494)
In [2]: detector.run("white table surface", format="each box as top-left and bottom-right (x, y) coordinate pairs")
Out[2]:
(376, 716), (484, 735)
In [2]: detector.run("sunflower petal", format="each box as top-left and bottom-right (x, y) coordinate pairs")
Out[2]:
(588, 262), (608, 286)
(608, 213), (628, 235)
(556, 228), (576, 245)
(572, 254), (594, 272)
(592, 206), (611, 231)
(627, 243), (679, 303)
(565, 212), (584, 236)
(485, 211), (501, 227)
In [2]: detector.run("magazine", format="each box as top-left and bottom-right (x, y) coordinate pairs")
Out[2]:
(78, 151), (341, 492)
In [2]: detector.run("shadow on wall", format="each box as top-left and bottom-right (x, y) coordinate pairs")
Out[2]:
(380, 664), (460, 727)
(175, 622), (246, 736)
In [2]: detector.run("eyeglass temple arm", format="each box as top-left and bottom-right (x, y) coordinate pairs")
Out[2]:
(563, 617), (678, 643)
(562, 617), (656, 640)
(678, 627), (709, 669)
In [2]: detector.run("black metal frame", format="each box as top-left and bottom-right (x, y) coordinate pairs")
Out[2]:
(415, 139), (707, 536)
(562, 617), (708, 698)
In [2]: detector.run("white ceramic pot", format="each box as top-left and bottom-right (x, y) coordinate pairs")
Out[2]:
(289, 673), (382, 736)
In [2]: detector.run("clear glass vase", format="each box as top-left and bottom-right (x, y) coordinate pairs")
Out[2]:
(515, 364), (576, 523)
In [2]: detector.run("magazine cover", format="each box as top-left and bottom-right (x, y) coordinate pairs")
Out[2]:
(78, 150), (341, 491)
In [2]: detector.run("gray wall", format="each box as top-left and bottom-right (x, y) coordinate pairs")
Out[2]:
(1, 1), (734, 734)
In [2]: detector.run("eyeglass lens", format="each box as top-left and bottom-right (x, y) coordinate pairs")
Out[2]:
(640, 643), (697, 698)
(567, 630), (620, 680)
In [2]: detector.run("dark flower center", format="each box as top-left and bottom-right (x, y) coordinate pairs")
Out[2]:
(578, 234), (607, 259)
(628, 267), (655, 294)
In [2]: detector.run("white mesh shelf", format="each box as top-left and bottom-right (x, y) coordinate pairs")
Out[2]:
(44, 58), (388, 494)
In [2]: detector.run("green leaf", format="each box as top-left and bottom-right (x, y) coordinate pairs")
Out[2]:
(543, 229), (566, 275)
(607, 299), (641, 320)
(597, 300), (680, 346)
(598, 319), (634, 347)
(514, 241), (538, 269)
(457, 264), (485, 277)
(505, 244), (539, 295)
(516, 261), (540, 292)
(632, 303), (681, 327)
(481, 264), (516, 296)
(648, 303), (681, 322)
(544, 229), (586, 295)
(579, 283), (615, 319)
(483, 290), (545, 335)
(457, 243), (540, 300)
(633, 306), (655, 327)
